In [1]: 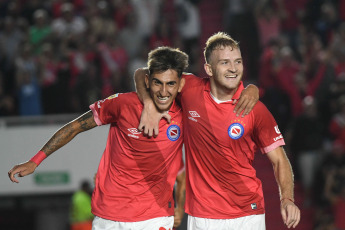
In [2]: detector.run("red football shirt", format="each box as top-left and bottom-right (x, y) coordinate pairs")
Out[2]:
(90, 92), (184, 222)
(179, 74), (285, 219)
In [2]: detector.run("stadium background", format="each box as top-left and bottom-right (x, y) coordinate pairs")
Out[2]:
(1, 0), (345, 229)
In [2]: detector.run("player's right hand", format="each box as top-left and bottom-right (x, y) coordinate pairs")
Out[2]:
(8, 161), (37, 183)
(138, 101), (171, 137)
(280, 199), (301, 228)
(173, 207), (184, 228)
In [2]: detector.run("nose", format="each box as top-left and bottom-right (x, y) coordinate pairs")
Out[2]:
(228, 63), (236, 72)
(160, 84), (168, 96)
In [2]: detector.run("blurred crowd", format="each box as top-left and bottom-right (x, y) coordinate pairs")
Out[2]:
(0, 0), (202, 116)
(0, 0), (344, 229)
(250, 1), (345, 229)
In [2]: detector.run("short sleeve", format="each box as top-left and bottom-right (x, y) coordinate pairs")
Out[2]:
(252, 102), (285, 153)
(178, 73), (205, 102)
(89, 93), (122, 125)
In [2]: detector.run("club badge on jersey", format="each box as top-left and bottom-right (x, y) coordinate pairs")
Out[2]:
(167, 125), (181, 141)
(228, 123), (245, 140)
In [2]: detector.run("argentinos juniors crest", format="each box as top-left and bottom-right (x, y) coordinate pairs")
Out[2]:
(228, 122), (245, 140)
(167, 124), (181, 141)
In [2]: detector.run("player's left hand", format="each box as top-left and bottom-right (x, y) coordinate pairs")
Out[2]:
(173, 207), (184, 228)
(280, 199), (301, 228)
(138, 100), (171, 137)
(233, 84), (259, 117)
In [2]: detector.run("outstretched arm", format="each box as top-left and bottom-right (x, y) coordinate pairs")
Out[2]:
(266, 147), (301, 229)
(233, 84), (259, 117)
(134, 68), (171, 137)
(8, 111), (97, 183)
(174, 171), (186, 228)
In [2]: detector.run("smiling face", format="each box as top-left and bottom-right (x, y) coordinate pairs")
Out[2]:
(145, 69), (185, 113)
(204, 45), (243, 100)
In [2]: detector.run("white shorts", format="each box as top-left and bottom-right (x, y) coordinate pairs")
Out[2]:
(187, 214), (266, 230)
(92, 215), (174, 230)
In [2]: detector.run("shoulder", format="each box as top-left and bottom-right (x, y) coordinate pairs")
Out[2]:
(182, 72), (208, 90)
(252, 101), (274, 119)
(251, 101), (279, 127)
(106, 92), (139, 103)
(182, 72), (203, 82)
(253, 101), (269, 113)
(96, 92), (141, 110)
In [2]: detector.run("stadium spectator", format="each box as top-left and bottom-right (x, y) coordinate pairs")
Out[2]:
(51, 3), (87, 39)
(329, 95), (345, 146)
(255, 2), (281, 48)
(175, 0), (201, 75)
(97, 33), (129, 97)
(88, 1), (117, 40)
(0, 16), (25, 93)
(324, 161), (345, 230)
(29, 9), (52, 55)
(287, 96), (324, 206)
(70, 180), (94, 230)
(119, 12), (145, 59)
(0, 75), (15, 116)
(36, 43), (60, 114)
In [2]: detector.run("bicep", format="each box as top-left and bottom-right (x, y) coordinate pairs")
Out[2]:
(266, 146), (288, 166)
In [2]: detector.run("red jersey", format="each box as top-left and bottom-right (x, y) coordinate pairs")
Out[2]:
(90, 92), (184, 222)
(179, 74), (285, 219)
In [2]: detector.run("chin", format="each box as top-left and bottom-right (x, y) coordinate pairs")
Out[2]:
(156, 103), (172, 112)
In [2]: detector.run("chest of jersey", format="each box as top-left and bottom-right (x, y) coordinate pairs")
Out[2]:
(185, 92), (253, 141)
(181, 89), (258, 164)
(113, 104), (183, 154)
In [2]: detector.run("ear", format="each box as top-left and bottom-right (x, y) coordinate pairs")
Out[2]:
(204, 63), (213, 77)
(144, 74), (150, 89)
(178, 77), (185, 92)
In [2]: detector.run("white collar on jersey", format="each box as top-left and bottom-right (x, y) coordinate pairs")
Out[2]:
(209, 92), (233, 104)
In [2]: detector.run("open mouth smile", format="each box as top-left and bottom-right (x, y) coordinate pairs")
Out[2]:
(157, 96), (170, 102)
(225, 74), (237, 78)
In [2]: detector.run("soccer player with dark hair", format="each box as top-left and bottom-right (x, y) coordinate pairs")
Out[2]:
(9, 46), (188, 230)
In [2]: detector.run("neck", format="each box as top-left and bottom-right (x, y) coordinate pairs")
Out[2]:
(210, 85), (237, 101)
(210, 92), (233, 103)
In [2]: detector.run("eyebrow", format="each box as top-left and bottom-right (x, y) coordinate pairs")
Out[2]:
(152, 78), (177, 84)
(218, 58), (242, 62)
(152, 77), (162, 83)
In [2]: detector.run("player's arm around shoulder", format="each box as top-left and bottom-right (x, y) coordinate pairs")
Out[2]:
(134, 68), (172, 137)
(8, 111), (97, 183)
(266, 147), (301, 229)
(234, 84), (259, 117)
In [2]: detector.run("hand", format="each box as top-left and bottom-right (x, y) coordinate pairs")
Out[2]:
(233, 84), (259, 117)
(173, 208), (184, 228)
(280, 199), (301, 228)
(8, 161), (37, 183)
(138, 100), (171, 137)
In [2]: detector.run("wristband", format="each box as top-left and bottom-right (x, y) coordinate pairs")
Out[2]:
(280, 198), (294, 203)
(30, 151), (47, 166)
